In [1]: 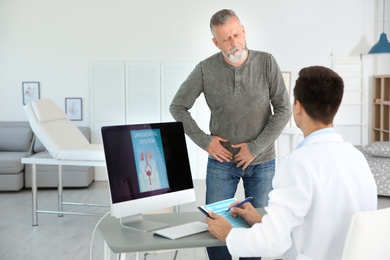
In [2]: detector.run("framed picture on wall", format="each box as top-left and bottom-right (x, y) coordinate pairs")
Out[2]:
(65, 97), (83, 121)
(22, 82), (40, 105)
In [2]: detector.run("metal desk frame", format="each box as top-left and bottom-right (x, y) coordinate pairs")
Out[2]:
(98, 209), (266, 259)
(98, 211), (223, 260)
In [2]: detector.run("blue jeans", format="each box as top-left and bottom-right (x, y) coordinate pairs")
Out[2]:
(206, 157), (275, 260)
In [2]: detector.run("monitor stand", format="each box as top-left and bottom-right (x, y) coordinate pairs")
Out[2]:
(120, 213), (170, 232)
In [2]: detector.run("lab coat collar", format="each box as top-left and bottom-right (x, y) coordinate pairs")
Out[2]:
(295, 128), (341, 150)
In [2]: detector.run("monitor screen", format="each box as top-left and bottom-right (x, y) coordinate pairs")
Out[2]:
(101, 122), (195, 231)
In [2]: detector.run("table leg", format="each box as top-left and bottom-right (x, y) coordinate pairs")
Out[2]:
(58, 164), (63, 217)
(32, 164), (38, 226)
(103, 240), (126, 260)
(104, 240), (111, 260)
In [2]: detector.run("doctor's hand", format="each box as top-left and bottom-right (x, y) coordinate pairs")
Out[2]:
(206, 211), (232, 242)
(231, 143), (255, 170)
(230, 201), (263, 226)
(206, 136), (233, 162)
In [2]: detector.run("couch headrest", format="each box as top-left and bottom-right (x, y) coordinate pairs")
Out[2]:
(31, 99), (68, 123)
(0, 122), (33, 151)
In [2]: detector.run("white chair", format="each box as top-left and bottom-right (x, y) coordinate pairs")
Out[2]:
(22, 99), (107, 226)
(342, 207), (390, 260)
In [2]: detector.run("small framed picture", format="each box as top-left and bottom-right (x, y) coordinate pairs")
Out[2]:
(22, 82), (40, 105)
(65, 98), (83, 121)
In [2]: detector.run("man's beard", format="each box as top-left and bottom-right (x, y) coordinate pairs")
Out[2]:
(222, 46), (248, 63)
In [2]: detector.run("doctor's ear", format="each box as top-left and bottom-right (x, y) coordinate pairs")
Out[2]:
(294, 100), (303, 114)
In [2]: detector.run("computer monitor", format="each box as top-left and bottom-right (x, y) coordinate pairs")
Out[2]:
(101, 121), (195, 231)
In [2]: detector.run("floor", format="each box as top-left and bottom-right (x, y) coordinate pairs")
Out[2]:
(1, 180), (389, 260)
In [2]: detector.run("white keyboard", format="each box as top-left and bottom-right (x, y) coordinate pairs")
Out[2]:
(152, 221), (208, 240)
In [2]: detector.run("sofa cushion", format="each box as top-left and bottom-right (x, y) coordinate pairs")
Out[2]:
(0, 122), (33, 151)
(33, 137), (46, 153)
(24, 150), (95, 188)
(0, 152), (29, 174)
(0, 172), (24, 191)
(24, 159), (95, 188)
(363, 142), (390, 158)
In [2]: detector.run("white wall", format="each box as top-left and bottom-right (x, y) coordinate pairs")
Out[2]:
(1, 0), (384, 122)
(1, 0), (389, 179)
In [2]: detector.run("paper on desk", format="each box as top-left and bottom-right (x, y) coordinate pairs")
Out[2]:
(198, 198), (250, 228)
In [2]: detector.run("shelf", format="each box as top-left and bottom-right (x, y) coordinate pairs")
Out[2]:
(372, 75), (390, 142)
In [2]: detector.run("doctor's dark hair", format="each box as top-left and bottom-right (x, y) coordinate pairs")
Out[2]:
(210, 9), (239, 35)
(293, 66), (344, 124)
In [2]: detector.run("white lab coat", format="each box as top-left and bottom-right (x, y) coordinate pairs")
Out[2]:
(226, 131), (377, 260)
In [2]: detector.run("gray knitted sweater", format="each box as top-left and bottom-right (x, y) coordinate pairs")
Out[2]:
(170, 50), (292, 165)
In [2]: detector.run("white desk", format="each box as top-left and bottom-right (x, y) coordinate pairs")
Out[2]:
(98, 209), (266, 259)
(22, 152), (108, 226)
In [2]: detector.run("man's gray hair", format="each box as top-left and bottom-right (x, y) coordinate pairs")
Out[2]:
(210, 9), (239, 35)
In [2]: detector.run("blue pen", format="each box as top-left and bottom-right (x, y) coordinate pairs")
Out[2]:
(226, 196), (253, 212)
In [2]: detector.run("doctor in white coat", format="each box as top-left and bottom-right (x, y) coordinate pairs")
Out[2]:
(206, 66), (377, 260)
